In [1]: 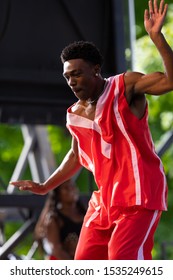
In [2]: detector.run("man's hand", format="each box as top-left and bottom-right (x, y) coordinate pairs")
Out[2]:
(144, 0), (168, 35)
(10, 180), (48, 195)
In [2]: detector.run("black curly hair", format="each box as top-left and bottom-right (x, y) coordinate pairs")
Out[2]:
(49, 184), (86, 215)
(60, 41), (104, 67)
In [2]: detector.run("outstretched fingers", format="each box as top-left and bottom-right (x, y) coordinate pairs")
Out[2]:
(148, 0), (168, 15)
(159, 0), (168, 15)
(10, 180), (33, 191)
(153, 0), (159, 14)
(148, 0), (154, 15)
(151, 0), (168, 15)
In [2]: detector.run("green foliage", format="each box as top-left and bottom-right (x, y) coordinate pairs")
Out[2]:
(134, 0), (173, 38)
(4, 221), (44, 260)
(0, 124), (23, 188)
(46, 125), (71, 165)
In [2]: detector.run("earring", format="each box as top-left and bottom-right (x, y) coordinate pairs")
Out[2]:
(56, 202), (62, 210)
(95, 73), (99, 76)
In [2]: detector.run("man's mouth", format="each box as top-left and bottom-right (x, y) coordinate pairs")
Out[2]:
(72, 88), (81, 94)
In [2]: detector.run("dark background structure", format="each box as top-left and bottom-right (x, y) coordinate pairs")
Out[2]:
(0, 0), (128, 125)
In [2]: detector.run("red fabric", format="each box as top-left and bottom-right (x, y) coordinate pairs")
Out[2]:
(74, 207), (161, 260)
(66, 74), (167, 214)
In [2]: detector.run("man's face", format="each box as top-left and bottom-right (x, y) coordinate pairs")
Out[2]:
(63, 58), (98, 101)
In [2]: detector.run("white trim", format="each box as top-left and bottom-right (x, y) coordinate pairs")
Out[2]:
(85, 206), (101, 227)
(67, 127), (95, 173)
(113, 75), (141, 205)
(111, 182), (119, 207)
(79, 146), (94, 173)
(137, 210), (159, 260)
(66, 79), (113, 160)
(66, 113), (93, 129)
(149, 132), (167, 210)
(159, 162), (167, 210)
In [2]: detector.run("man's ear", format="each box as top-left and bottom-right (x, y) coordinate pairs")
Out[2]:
(94, 64), (101, 76)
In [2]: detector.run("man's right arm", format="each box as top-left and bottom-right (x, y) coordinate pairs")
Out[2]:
(42, 136), (81, 192)
(10, 137), (82, 195)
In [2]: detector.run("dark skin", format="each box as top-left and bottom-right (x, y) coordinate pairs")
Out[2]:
(62, 59), (147, 120)
(10, 0), (173, 194)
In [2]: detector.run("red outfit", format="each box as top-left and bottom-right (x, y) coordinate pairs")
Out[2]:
(66, 73), (167, 259)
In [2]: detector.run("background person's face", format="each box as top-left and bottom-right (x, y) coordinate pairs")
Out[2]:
(59, 181), (79, 203)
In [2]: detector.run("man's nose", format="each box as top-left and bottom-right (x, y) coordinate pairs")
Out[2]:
(68, 77), (76, 86)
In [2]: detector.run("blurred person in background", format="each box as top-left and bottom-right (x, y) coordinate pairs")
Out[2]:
(34, 179), (86, 259)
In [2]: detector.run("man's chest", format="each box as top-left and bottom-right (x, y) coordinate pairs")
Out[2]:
(71, 102), (96, 121)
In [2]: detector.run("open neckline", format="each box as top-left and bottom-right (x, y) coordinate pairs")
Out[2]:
(67, 78), (111, 124)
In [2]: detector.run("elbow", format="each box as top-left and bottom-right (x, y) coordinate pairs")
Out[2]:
(160, 75), (173, 93)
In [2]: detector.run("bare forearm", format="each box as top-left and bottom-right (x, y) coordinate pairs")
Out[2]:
(151, 32), (173, 85)
(10, 138), (81, 195)
(42, 149), (82, 192)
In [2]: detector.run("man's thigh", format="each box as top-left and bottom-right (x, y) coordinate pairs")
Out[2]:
(74, 224), (112, 260)
(108, 207), (162, 260)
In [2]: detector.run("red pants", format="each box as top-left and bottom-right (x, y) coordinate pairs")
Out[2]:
(74, 206), (161, 260)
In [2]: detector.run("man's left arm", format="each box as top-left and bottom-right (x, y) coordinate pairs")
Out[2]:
(126, 0), (173, 97)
